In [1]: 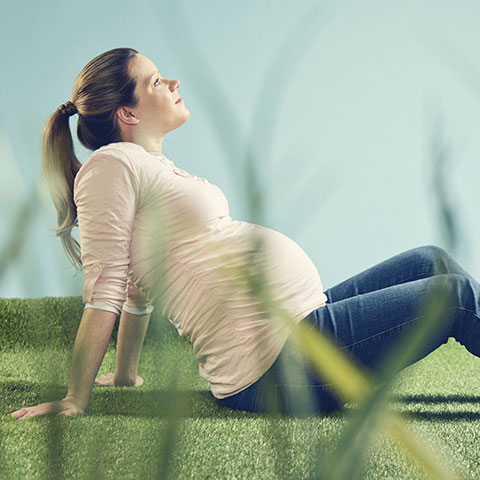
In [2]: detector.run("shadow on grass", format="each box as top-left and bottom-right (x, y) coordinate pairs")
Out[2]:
(8, 381), (480, 421)
(3, 380), (355, 420)
(393, 394), (480, 404)
(402, 411), (480, 422)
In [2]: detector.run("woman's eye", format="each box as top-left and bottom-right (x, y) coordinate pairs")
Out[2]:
(154, 77), (161, 87)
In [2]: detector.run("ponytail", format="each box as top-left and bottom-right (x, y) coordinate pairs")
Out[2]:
(42, 100), (83, 271)
(41, 47), (138, 272)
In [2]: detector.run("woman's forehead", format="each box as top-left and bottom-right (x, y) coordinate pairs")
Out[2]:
(131, 54), (160, 83)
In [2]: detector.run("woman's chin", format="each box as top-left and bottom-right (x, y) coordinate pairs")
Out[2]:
(179, 110), (191, 125)
(167, 114), (190, 134)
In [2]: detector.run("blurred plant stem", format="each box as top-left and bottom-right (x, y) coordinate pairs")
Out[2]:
(430, 115), (461, 256)
(243, 234), (460, 479)
(0, 183), (39, 284)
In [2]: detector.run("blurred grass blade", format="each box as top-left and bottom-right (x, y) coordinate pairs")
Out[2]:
(376, 284), (454, 383)
(421, 27), (480, 100)
(0, 186), (39, 283)
(387, 414), (462, 480)
(243, 238), (372, 403)
(429, 116), (460, 255)
(244, 1), (334, 223)
(243, 234), (462, 479)
(153, 364), (184, 480)
(318, 382), (391, 480)
(144, 204), (180, 480)
(318, 287), (460, 479)
(289, 318), (371, 403)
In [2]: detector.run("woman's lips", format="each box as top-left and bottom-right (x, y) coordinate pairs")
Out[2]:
(175, 97), (183, 104)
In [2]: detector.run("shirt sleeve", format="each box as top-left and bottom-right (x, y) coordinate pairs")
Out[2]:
(85, 301), (122, 315)
(74, 151), (142, 316)
(123, 276), (154, 315)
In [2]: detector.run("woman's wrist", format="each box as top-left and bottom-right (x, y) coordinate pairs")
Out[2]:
(64, 393), (87, 411)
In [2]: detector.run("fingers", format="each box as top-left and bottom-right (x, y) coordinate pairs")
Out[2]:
(10, 407), (27, 419)
(11, 406), (38, 419)
(11, 405), (81, 420)
(11, 406), (39, 420)
(10, 401), (59, 420)
(20, 411), (36, 420)
(10, 398), (85, 421)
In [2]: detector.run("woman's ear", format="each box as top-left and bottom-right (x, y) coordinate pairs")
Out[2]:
(116, 106), (139, 126)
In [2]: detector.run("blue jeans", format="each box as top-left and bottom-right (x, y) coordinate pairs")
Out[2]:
(214, 245), (480, 415)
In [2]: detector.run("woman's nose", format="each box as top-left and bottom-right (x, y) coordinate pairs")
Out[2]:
(169, 79), (180, 91)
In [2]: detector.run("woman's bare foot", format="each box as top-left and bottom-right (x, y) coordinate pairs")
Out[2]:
(94, 372), (144, 387)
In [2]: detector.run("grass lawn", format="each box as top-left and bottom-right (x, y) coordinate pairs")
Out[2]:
(2, 327), (480, 479)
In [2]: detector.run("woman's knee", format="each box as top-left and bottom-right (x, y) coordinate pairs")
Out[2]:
(429, 273), (474, 310)
(413, 244), (453, 275)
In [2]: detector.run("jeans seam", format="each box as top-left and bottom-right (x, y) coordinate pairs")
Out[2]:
(339, 306), (459, 350)
(456, 306), (480, 323)
(328, 270), (438, 304)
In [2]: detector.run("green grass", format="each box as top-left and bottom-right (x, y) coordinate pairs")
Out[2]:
(2, 308), (480, 480)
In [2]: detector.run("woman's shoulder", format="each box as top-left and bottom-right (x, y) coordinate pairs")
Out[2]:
(78, 142), (149, 177)
(74, 142), (144, 193)
(87, 142), (148, 169)
(94, 141), (146, 159)
(75, 142), (175, 196)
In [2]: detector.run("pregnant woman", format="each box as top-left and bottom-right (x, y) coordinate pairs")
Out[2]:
(10, 47), (480, 419)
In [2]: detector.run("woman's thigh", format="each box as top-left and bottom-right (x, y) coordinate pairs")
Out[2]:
(326, 244), (475, 303)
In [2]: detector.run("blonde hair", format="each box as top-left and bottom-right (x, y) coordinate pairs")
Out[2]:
(42, 47), (139, 271)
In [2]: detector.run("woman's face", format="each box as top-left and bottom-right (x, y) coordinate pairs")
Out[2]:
(119, 53), (190, 144)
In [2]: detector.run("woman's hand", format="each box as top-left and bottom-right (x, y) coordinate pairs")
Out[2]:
(94, 372), (144, 387)
(10, 398), (85, 421)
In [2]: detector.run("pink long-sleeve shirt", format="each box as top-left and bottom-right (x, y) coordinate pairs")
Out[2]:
(73, 141), (328, 398)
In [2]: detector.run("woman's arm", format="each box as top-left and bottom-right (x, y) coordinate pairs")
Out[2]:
(64, 308), (117, 408)
(113, 309), (151, 385)
(10, 308), (116, 420)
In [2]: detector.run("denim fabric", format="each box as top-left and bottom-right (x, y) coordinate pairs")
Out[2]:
(214, 245), (480, 415)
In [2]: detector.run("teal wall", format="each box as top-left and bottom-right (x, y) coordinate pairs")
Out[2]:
(1, 0), (480, 300)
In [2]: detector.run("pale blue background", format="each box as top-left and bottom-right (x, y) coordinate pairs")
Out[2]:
(1, 0), (480, 301)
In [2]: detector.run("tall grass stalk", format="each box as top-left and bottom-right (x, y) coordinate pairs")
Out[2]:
(318, 291), (459, 480)
(241, 2), (335, 224)
(152, 361), (184, 480)
(143, 201), (185, 480)
(0, 187), (39, 284)
(145, 2), (341, 476)
(422, 27), (480, 102)
(241, 235), (460, 479)
(429, 116), (461, 255)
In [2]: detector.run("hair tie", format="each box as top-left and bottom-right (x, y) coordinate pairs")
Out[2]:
(57, 101), (78, 117)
